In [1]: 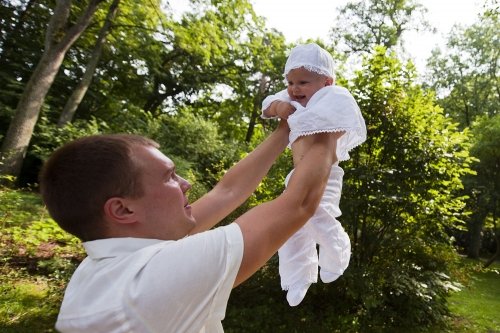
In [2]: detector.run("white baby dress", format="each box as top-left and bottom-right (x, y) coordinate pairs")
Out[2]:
(262, 85), (366, 306)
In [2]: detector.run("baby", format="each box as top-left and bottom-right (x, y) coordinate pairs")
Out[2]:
(261, 43), (366, 306)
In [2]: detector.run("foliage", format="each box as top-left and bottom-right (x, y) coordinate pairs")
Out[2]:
(425, 10), (499, 128)
(461, 114), (500, 258)
(0, 0), (288, 183)
(0, 185), (84, 260)
(152, 0), (288, 142)
(337, 47), (474, 330)
(105, 107), (244, 198)
(31, 105), (247, 202)
(156, 111), (242, 195)
(425, 7), (499, 259)
(470, 115), (500, 240)
(329, 0), (432, 55)
(469, 114), (500, 226)
(0, 0), (52, 110)
(31, 116), (108, 161)
(0, 0), (109, 178)
(0, 186), (83, 331)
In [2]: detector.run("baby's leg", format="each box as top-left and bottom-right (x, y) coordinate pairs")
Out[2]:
(310, 212), (351, 283)
(310, 166), (351, 282)
(278, 168), (318, 306)
(278, 224), (317, 306)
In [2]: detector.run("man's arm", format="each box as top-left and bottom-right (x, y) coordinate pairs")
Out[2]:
(234, 131), (343, 287)
(189, 120), (290, 234)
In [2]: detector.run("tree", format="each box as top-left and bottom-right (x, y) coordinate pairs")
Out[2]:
(141, 0), (288, 143)
(329, 0), (432, 55)
(141, 0), (259, 114)
(64, 0), (171, 125)
(0, 0), (52, 130)
(341, 47), (474, 329)
(464, 114), (500, 261)
(0, 1), (41, 79)
(0, 0), (106, 179)
(425, 7), (499, 260)
(425, 10), (499, 128)
(212, 31), (288, 143)
(57, 0), (120, 126)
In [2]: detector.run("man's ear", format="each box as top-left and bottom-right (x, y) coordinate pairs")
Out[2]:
(104, 197), (138, 225)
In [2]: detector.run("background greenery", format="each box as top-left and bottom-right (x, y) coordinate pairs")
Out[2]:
(0, 0), (498, 332)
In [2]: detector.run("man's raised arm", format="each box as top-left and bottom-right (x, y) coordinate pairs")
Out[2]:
(190, 120), (290, 234)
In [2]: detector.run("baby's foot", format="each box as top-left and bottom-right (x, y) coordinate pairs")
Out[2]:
(286, 283), (311, 306)
(320, 270), (341, 283)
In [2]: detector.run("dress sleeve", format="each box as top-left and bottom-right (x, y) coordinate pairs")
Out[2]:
(261, 89), (291, 119)
(287, 86), (367, 161)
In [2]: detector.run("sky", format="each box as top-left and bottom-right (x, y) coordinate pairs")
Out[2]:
(251, 0), (484, 73)
(168, 0), (484, 73)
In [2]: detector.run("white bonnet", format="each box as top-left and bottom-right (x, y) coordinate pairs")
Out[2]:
(284, 43), (335, 81)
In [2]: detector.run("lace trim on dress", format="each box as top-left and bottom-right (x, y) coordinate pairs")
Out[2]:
(290, 127), (366, 161)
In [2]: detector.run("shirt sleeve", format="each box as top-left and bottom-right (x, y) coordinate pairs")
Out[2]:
(261, 89), (291, 119)
(125, 224), (244, 333)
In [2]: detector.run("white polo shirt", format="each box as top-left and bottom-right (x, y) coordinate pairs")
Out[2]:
(56, 223), (244, 333)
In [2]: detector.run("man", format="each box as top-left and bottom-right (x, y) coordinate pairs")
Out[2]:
(40, 120), (341, 332)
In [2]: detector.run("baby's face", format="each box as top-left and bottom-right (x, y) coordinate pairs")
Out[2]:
(286, 67), (332, 107)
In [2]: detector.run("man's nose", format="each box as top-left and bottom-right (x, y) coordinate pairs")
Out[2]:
(180, 177), (192, 192)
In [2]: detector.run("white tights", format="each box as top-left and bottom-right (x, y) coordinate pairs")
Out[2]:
(279, 165), (351, 306)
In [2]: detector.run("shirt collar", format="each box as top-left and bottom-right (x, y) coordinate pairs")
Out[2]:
(83, 238), (169, 259)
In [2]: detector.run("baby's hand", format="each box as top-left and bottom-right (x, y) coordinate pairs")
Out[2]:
(273, 101), (296, 120)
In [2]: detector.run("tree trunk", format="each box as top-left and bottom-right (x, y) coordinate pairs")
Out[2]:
(245, 74), (268, 142)
(0, 48), (66, 177)
(0, 0), (104, 179)
(483, 200), (498, 268)
(245, 106), (259, 143)
(483, 229), (499, 268)
(58, 0), (120, 126)
(467, 194), (488, 259)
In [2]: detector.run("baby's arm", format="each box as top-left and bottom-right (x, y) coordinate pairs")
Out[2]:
(262, 89), (296, 120)
(264, 101), (296, 120)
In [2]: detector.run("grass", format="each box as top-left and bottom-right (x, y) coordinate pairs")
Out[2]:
(0, 186), (84, 332)
(446, 261), (500, 333)
(0, 267), (60, 333)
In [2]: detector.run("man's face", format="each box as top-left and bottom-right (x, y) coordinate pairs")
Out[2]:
(131, 145), (195, 240)
(286, 67), (332, 107)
